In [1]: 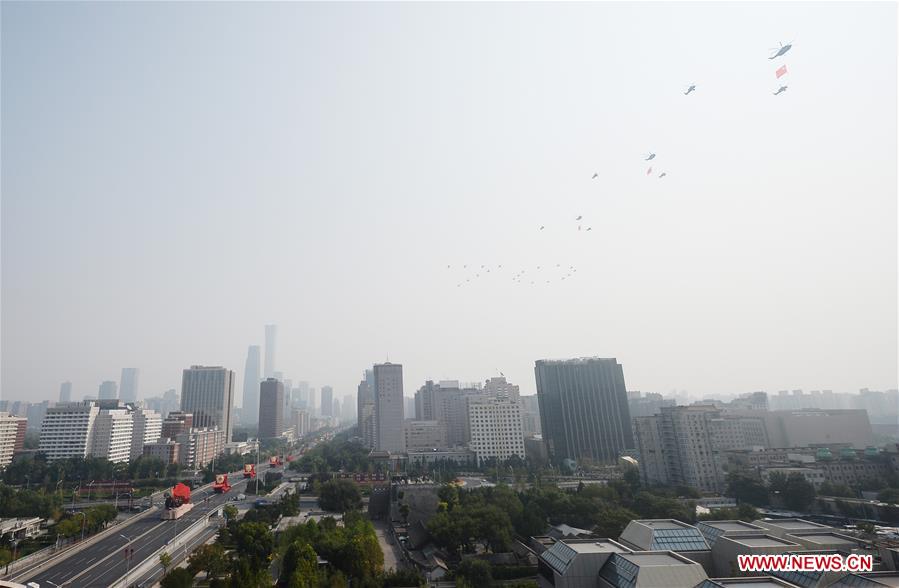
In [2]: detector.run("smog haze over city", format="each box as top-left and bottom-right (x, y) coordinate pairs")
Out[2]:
(2, 1), (896, 404)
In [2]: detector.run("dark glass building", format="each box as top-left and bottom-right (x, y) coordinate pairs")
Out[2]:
(535, 357), (634, 464)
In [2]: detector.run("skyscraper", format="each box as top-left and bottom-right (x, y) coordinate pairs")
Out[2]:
(258, 378), (285, 439)
(534, 357), (634, 464)
(320, 386), (333, 417)
(98, 380), (118, 400)
(357, 370), (376, 448)
(373, 362), (405, 453)
(180, 366), (235, 442)
(264, 324), (277, 378)
(119, 368), (140, 403)
(242, 345), (262, 427)
(59, 381), (72, 403)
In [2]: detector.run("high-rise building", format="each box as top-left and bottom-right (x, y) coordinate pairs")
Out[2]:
(130, 406), (162, 461)
(373, 363), (405, 452)
(39, 402), (101, 461)
(59, 382), (72, 403)
(0, 412), (28, 469)
(259, 378), (285, 439)
(242, 345), (262, 427)
(521, 395), (542, 436)
(180, 366), (235, 442)
(292, 409), (311, 437)
(404, 396), (416, 419)
(357, 371), (376, 448)
(467, 395), (525, 465)
(321, 386), (334, 417)
(90, 407), (134, 464)
(119, 368), (140, 403)
(264, 324), (277, 378)
(98, 380), (118, 400)
(342, 394), (355, 422)
(535, 357), (635, 464)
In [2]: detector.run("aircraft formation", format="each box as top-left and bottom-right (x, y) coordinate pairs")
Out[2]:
(444, 40), (795, 288)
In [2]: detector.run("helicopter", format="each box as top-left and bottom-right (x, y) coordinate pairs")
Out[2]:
(773, 85), (788, 96)
(684, 85), (696, 96)
(769, 41), (793, 60)
(644, 153), (656, 161)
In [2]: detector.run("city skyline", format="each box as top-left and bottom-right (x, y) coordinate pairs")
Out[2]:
(2, 2), (896, 403)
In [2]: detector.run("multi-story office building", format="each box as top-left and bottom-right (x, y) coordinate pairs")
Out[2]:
(321, 386), (333, 417)
(39, 402), (101, 461)
(293, 409), (311, 437)
(535, 357), (634, 464)
(404, 420), (447, 450)
(143, 440), (180, 465)
(242, 345), (261, 427)
(485, 376), (520, 401)
(175, 428), (226, 469)
(161, 411), (193, 440)
(144, 389), (180, 418)
(374, 363), (405, 453)
(258, 378), (285, 439)
(98, 380), (118, 400)
(130, 406), (162, 461)
(728, 409), (875, 449)
(180, 366), (235, 442)
(59, 381), (72, 403)
(0, 412), (27, 469)
(264, 324), (277, 378)
(119, 368), (140, 403)
(414, 380), (441, 421)
(627, 391), (677, 418)
(90, 407), (134, 463)
(467, 395), (525, 465)
(357, 370), (376, 448)
(633, 405), (767, 493)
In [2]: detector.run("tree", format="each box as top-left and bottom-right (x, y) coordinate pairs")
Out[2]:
(281, 541), (319, 586)
(160, 567), (194, 588)
(318, 479), (362, 513)
(726, 472), (769, 506)
(234, 522), (275, 570)
(188, 543), (229, 580)
(159, 551), (173, 575)
(55, 517), (82, 538)
(781, 473), (816, 512)
(223, 504), (238, 522)
(456, 558), (492, 587)
(878, 487), (899, 504)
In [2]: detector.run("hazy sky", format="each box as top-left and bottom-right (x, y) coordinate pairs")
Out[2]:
(2, 2), (896, 405)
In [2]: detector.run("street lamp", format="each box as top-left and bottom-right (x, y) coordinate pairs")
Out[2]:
(120, 532), (134, 584)
(75, 511), (87, 542)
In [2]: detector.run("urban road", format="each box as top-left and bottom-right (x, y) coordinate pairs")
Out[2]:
(26, 467), (273, 588)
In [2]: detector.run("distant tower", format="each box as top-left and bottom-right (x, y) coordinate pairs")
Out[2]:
(374, 363), (405, 452)
(119, 368), (140, 403)
(264, 324), (277, 378)
(258, 378), (285, 439)
(242, 345), (262, 427)
(59, 382), (72, 403)
(321, 386), (334, 417)
(98, 381), (118, 400)
(180, 366), (235, 442)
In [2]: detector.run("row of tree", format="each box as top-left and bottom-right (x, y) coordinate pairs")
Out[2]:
(3, 454), (183, 490)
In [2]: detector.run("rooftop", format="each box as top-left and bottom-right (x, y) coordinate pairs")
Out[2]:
(787, 532), (859, 546)
(754, 519), (830, 531)
(704, 578), (801, 587)
(701, 521), (766, 532)
(620, 552), (693, 566)
(730, 535), (798, 548)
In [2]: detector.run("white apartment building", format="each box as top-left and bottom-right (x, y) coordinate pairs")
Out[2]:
(374, 363), (405, 453)
(176, 428), (226, 469)
(90, 408), (134, 463)
(467, 395), (525, 465)
(0, 412), (27, 469)
(130, 407), (162, 460)
(485, 376), (520, 402)
(39, 403), (101, 461)
(293, 409), (311, 437)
